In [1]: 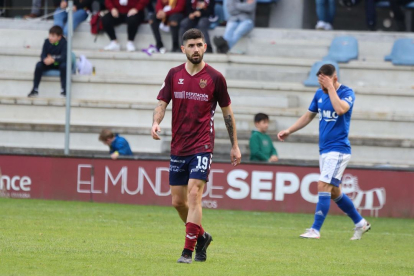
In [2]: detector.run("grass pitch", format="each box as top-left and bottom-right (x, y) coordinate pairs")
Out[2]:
(0, 198), (413, 276)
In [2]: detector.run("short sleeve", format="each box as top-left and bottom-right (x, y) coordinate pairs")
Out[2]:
(214, 74), (231, 107)
(157, 69), (173, 104)
(308, 92), (319, 113)
(341, 88), (355, 109)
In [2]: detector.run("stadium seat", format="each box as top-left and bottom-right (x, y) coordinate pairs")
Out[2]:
(384, 38), (407, 61)
(385, 38), (414, 65)
(376, 1), (414, 8)
(42, 52), (76, 77)
(303, 60), (340, 87)
(323, 36), (358, 63)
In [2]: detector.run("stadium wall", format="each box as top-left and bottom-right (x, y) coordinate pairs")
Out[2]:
(1, 154), (413, 218)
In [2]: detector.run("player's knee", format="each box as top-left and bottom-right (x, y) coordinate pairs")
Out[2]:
(172, 198), (186, 209)
(318, 181), (332, 192)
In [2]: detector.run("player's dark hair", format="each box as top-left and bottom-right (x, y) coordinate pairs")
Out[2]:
(316, 64), (336, 77)
(49, 25), (63, 36)
(99, 129), (114, 142)
(254, 113), (269, 123)
(182, 28), (205, 45)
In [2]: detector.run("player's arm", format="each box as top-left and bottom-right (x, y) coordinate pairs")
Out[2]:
(319, 74), (350, 115)
(221, 105), (242, 166)
(277, 111), (316, 142)
(151, 100), (168, 140)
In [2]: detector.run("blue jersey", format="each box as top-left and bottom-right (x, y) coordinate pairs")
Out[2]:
(308, 85), (355, 154)
(110, 134), (133, 156)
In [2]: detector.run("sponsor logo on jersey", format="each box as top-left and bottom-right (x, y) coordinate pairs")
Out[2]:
(178, 79), (184, 84)
(318, 108), (338, 122)
(174, 91), (185, 99)
(174, 91), (208, 102)
(318, 98), (322, 103)
(199, 79), (207, 88)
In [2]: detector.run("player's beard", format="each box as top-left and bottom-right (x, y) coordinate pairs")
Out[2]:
(186, 52), (204, 65)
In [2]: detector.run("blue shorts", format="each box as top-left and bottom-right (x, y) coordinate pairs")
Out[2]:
(169, 152), (212, 186)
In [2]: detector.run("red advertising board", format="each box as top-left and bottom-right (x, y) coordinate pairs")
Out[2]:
(1, 155), (413, 218)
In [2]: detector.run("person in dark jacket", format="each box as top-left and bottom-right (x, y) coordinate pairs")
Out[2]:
(102, 0), (150, 52)
(149, 0), (186, 53)
(249, 113), (278, 162)
(28, 26), (67, 98)
(179, 0), (215, 53)
(54, 0), (92, 36)
(99, 129), (133, 159)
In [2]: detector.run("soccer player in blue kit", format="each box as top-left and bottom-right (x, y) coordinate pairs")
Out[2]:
(277, 64), (371, 240)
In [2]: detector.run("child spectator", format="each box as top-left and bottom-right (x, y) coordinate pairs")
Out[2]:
(102, 0), (149, 52)
(28, 26), (67, 98)
(99, 129), (133, 160)
(249, 113), (278, 162)
(149, 0), (186, 53)
(54, 0), (92, 37)
(179, 0), (215, 53)
(315, 0), (336, 30)
(213, 0), (256, 54)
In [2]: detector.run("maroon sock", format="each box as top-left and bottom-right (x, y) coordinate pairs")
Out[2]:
(199, 225), (205, 237)
(184, 222), (201, 252)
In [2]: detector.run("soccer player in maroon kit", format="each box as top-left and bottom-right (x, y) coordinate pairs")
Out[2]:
(151, 28), (242, 264)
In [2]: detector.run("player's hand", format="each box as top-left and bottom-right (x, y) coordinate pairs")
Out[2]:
(111, 8), (119, 18)
(151, 123), (161, 140)
(269, 155), (278, 162)
(60, 1), (68, 9)
(194, 11), (201, 17)
(127, 8), (138, 17)
(277, 129), (290, 142)
(318, 74), (334, 91)
(230, 146), (241, 166)
(111, 152), (119, 160)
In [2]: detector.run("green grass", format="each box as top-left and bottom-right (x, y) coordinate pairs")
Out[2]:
(0, 198), (413, 276)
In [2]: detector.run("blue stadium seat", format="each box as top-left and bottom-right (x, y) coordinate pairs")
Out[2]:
(304, 60), (340, 87)
(385, 38), (414, 65)
(215, 0), (280, 3)
(384, 38), (407, 61)
(323, 36), (358, 63)
(42, 52), (76, 77)
(376, 1), (414, 8)
(376, 1), (390, 8)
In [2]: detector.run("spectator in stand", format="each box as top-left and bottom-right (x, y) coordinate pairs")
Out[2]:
(24, 0), (61, 19)
(179, 0), (215, 53)
(103, 0), (149, 52)
(27, 26), (67, 98)
(53, 0), (92, 37)
(315, 0), (336, 30)
(149, 0), (186, 53)
(249, 113), (279, 162)
(213, 0), (256, 54)
(99, 129), (133, 160)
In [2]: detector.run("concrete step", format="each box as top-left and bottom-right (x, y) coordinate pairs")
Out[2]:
(2, 47), (414, 88)
(1, 72), (413, 112)
(0, 123), (413, 166)
(1, 18), (414, 61)
(0, 74), (300, 109)
(1, 97), (414, 139)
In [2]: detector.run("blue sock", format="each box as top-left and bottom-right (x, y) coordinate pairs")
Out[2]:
(334, 193), (363, 225)
(311, 192), (331, 231)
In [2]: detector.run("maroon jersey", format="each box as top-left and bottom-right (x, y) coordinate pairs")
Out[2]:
(157, 63), (231, 156)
